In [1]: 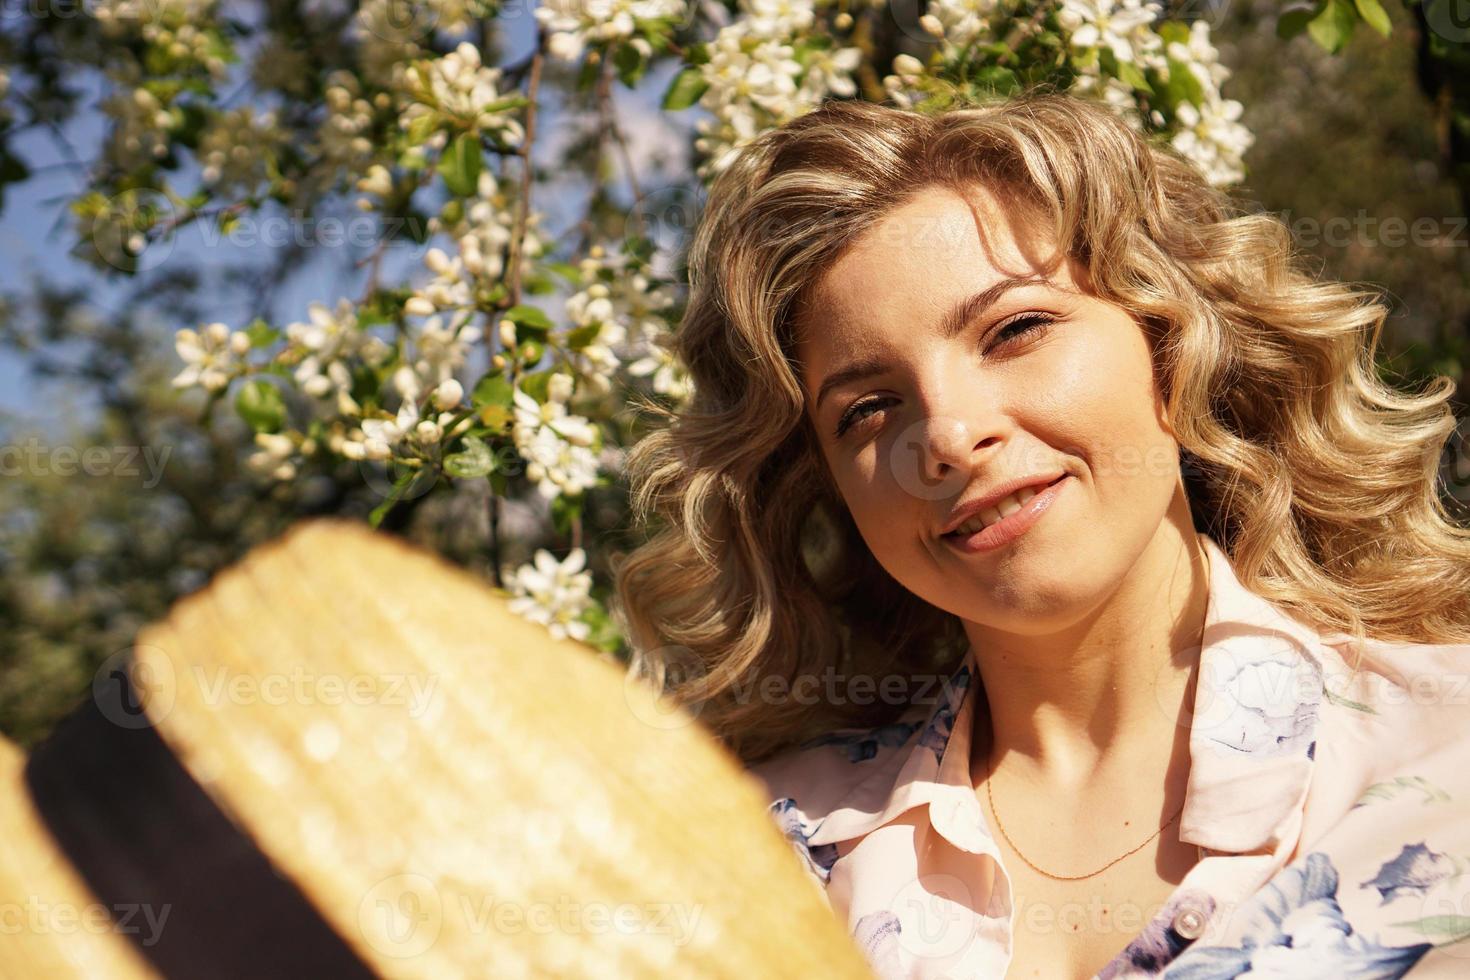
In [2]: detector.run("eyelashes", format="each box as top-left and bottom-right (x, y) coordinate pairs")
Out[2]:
(832, 313), (1058, 439)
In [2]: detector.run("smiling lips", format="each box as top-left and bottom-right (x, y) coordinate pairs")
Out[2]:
(941, 475), (1070, 553)
(945, 484), (1045, 536)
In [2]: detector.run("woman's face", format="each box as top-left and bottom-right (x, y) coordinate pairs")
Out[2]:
(793, 182), (1184, 635)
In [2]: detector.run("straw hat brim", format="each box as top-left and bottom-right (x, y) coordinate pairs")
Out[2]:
(0, 519), (874, 978)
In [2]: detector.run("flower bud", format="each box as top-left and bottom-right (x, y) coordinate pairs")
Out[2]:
(894, 53), (925, 76)
(433, 378), (464, 411)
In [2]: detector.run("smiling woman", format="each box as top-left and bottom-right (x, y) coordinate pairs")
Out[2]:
(609, 91), (1470, 979)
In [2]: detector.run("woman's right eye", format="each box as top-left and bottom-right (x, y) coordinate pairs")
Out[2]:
(835, 396), (896, 438)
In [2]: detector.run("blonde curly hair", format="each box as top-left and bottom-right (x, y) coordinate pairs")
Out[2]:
(610, 89), (1470, 767)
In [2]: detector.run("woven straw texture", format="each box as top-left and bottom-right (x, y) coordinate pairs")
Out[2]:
(122, 518), (875, 978)
(0, 737), (161, 980)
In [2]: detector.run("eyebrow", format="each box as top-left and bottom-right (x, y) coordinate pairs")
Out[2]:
(812, 274), (1051, 412)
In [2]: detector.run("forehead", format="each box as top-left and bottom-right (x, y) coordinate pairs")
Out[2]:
(798, 183), (1068, 349)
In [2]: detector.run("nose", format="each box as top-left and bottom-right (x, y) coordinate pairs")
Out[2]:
(888, 375), (1004, 501)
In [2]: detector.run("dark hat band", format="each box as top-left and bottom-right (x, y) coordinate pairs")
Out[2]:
(23, 660), (377, 979)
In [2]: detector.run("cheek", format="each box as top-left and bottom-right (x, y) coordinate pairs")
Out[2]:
(829, 443), (924, 551)
(1055, 326), (1176, 490)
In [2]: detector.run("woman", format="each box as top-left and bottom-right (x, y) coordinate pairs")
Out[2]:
(612, 90), (1470, 979)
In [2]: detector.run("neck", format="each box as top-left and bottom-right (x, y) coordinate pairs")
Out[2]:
(964, 491), (1211, 794)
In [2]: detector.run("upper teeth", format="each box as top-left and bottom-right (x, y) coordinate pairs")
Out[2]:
(949, 486), (1040, 536)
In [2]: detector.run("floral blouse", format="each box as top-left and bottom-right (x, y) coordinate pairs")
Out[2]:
(747, 531), (1470, 978)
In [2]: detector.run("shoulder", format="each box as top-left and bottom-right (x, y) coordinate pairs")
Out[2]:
(1313, 631), (1470, 775)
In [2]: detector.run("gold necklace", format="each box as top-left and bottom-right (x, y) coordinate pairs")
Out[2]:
(982, 750), (1198, 880)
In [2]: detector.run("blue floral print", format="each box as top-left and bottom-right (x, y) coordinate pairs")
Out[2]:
(798, 720), (924, 763)
(1202, 650), (1321, 759)
(852, 910), (905, 977)
(1162, 852), (1434, 979)
(1360, 842), (1465, 906)
(917, 664), (971, 757)
(770, 797), (840, 883)
(1098, 891), (1218, 978)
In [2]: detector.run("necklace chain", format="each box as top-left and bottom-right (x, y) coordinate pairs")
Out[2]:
(982, 750), (1189, 881)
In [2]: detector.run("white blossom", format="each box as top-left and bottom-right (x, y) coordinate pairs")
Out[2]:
(1171, 94), (1253, 187)
(287, 299), (365, 399)
(172, 322), (250, 392)
(246, 431), (298, 481)
(1057, 0), (1163, 66)
(408, 313), (483, 392)
(535, 0), (689, 62)
(397, 42), (524, 150)
(511, 382), (601, 499)
(320, 70), (379, 172)
(1167, 18), (1231, 90)
(505, 548), (595, 642)
(198, 107), (284, 194)
(560, 246), (681, 396)
(923, 0), (1003, 50)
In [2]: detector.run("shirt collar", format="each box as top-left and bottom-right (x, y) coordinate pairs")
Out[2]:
(805, 531), (1327, 857)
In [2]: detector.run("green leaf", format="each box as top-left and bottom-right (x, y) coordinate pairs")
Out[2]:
(1386, 915), (1470, 941)
(1323, 685), (1379, 714)
(564, 321), (604, 350)
(1353, 0), (1392, 37)
(444, 434), (496, 478)
(405, 111), (439, 149)
(244, 318), (281, 348)
(972, 66), (1019, 94)
(1156, 21), (1192, 44)
(235, 379), (286, 433)
(519, 370), (552, 404)
(369, 469), (417, 528)
(472, 372), (515, 408)
(1115, 59), (1153, 94)
(1307, 0), (1357, 53)
(545, 261), (584, 283)
(439, 131), (483, 197)
(504, 303), (555, 337)
(1162, 57), (1205, 109)
(614, 42), (646, 87)
(662, 67), (709, 111)
(550, 492), (582, 536)
(1277, 5), (1318, 39)
(576, 56), (601, 93)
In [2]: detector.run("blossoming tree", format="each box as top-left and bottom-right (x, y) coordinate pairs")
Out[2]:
(0, 0), (1408, 649)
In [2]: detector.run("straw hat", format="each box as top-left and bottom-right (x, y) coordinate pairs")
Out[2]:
(0, 518), (873, 979)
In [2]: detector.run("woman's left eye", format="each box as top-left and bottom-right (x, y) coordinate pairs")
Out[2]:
(990, 313), (1056, 348)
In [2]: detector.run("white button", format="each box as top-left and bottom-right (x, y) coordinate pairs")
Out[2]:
(1171, 906), (1207, 941)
